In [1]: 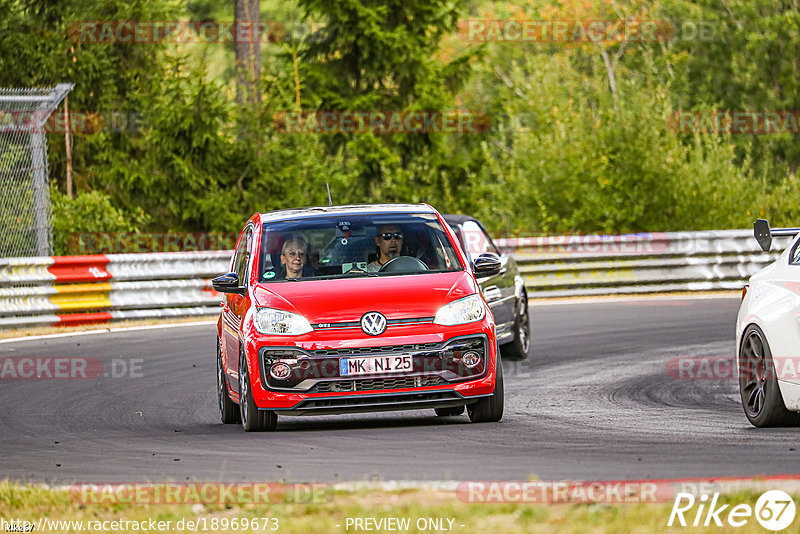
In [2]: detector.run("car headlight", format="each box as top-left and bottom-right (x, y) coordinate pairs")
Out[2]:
(433, 294), (486, 326)
(253, 307), (313, 335)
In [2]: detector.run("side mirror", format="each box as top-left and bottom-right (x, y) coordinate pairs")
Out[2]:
(754, 219), (772, 252)
(473, 253), (502, 277)
(212, 272), (245, 295)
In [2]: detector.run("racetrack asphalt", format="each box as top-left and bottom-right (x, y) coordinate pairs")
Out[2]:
(1, 296), (797, 484)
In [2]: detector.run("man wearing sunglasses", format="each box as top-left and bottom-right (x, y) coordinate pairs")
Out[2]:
(366, 224), (405, 272)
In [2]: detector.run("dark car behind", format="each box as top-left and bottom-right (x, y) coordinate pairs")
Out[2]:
(444, 215), (530, 360)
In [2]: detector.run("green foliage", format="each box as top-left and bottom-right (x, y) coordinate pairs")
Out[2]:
(658, 0), (800, 177)
(50, 187), (149, 255)
(453, 0), (800, 234)
(460, 59), (759, 233)
(295, 0), (474, 200)
(0, 0), (180, 192)
(3, 0), (800, 252)
(108, 54), (239, 231)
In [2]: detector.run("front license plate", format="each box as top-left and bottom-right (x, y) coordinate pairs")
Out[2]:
(339, 355), (413, 377)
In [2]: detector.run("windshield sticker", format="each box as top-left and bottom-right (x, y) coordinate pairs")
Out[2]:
(263, 271), (276, 279)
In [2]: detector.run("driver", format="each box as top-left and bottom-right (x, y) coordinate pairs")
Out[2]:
(367, 224), (404, 272)
(280, 235), (308, 279)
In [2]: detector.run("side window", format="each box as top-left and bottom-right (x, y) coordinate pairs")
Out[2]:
(448, 225), (467, 256)
(461, 220), (500, 257)
(233, 228), (253, 283)
(231, 236), (245, 274)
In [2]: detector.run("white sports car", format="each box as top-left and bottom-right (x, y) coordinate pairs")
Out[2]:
(737, 219), (800, 427)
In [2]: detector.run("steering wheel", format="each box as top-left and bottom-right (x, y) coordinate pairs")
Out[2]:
(379, 256), (429, 273)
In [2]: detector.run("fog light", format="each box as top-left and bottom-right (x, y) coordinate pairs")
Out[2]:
(270, 361), (292, 380)
(462, 351), (481, 368)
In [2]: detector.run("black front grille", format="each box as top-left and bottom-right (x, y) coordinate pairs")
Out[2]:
(259, 335), (488, 390)
(310, 342), (442, 358)
(310, 376), (446, 393)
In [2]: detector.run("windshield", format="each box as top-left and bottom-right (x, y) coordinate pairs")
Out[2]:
(258, 213), (463, 282)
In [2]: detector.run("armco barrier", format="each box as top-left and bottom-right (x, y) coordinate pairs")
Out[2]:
(0, 229), (790, 328)
(495, 229), (793, 298)
(0, 251), (231, 328)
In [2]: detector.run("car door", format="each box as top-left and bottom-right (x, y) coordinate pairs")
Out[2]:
(223, 226), (253, 393)
(460, 220), (516, 338)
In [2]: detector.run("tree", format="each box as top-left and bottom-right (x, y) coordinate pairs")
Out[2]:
(294, 0), (474, 205)
(233, 0), (261, 105)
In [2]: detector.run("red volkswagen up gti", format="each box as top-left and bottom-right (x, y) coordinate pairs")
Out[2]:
(214, 204), (504, 431)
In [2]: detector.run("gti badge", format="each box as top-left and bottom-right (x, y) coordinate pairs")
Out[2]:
(361, 312), (387, 336)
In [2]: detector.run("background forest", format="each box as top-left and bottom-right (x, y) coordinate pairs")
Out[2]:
(1, 0), (799, 253)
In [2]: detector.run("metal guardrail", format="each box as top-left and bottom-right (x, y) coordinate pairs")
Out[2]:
(495, 229), (793, 298)
(0, 229), (790, 328)
(0, 252), (230, 328)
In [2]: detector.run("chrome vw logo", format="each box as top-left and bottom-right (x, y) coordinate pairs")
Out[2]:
(361, 312), (387, 336)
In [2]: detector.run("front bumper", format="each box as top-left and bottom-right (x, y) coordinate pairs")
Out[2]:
(244, 323), (498, 412)
(259, 334), (489, 391)
(272, 389), (491, 416)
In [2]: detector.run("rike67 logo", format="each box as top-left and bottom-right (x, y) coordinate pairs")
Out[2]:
(668, 490), (796, 531)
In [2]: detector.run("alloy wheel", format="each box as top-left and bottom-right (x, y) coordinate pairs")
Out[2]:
(740, 329), (768, 418)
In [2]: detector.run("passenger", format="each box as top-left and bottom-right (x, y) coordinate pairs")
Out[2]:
(280, 235), (308, 279)
(367, 224), (404, 272)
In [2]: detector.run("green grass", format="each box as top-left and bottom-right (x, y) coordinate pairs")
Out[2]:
(2, 481), (799, 533)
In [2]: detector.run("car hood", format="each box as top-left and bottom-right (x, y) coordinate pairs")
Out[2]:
(252, 271), (478, 322)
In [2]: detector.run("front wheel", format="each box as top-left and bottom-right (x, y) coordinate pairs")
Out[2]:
(739, 325), (800, 427)
(468, 357), (504, 423)
(239, 349), (277, 432)
(501, 294), (530, 361)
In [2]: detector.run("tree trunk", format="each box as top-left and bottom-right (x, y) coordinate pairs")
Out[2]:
(234, 0), (261, 105)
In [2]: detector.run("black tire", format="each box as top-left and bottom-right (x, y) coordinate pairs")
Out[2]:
(239, 349), (277, 432)
(434, 406), (465, 417)
(501, 293), (530, 361)
(739, 325), (800, 427)
(217, 340), (240, 424)
(468, 357), (504, 423)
